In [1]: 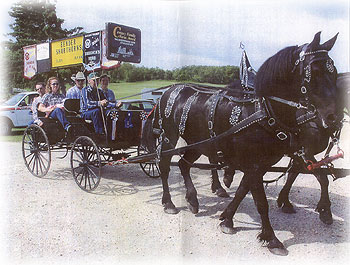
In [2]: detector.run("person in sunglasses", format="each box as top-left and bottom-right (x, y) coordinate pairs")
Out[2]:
(38, 77), (72, 134)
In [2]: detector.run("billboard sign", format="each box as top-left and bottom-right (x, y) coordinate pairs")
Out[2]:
(101, 30), (121, 69)
(36, 42), (51, 73)
(23, 45), (37, 79)
(83, 31), (101, 71)
(51, 36), (83, 68)
(106, 22), (141, 63)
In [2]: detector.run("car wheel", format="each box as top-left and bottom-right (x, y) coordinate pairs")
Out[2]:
(0, 119), (13, 135)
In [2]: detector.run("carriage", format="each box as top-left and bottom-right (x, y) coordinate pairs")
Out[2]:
(22, 98), (160, 192)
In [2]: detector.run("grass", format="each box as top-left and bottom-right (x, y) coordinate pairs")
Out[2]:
(109, 80), (225, 99)
(1, 80), (225, 142)
(0, 128), (25, 142)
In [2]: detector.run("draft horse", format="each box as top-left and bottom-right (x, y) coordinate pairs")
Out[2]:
(144, 32), (339, 255)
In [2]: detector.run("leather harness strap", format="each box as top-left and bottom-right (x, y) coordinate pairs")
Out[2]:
(208, 91), (226, 138)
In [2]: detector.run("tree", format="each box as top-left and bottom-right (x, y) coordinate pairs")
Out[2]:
(5, 0), (83, 92)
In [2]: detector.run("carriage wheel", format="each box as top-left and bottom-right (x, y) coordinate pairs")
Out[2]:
(71, 136), (101, 192)
(22, 124), (51, 177)
(138, 144), (160, 178)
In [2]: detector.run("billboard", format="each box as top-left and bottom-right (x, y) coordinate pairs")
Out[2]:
(51, 36), (83, 68)
(101, 30), (122, 69)
(83, 31), (101, 71)
(23, 45), (37, 79)
(36, 42), (51, 73)
(106, 22), (141, 63)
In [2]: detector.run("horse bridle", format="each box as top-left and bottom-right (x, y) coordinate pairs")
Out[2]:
(265, 44), (336, 134)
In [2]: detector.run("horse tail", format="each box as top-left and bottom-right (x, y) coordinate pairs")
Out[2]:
(141, 103), (160, 153)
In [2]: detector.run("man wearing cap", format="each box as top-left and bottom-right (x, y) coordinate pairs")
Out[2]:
(66, 71), (86, 99)
(80, 73), (107, 134)
(100, 73), (122, 108)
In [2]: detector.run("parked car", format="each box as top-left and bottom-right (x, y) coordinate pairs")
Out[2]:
(141, 87), (169, 103)
(120, 99), (155, 112)
(0, 91), (39, 135)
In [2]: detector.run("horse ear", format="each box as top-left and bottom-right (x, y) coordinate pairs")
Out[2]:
(320, 33), (339, 51)
(309, 31), (322, 49)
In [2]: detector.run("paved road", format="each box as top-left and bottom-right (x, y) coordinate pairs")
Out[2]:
(0, 133), (349, 265)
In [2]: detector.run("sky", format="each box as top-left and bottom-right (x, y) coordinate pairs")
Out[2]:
(0, 0), (349, 73)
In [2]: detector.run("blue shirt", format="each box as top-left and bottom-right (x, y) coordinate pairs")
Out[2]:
(80, 85), (106, 113)
(101, 88), (118, 108)
(66, 85), (82, 99)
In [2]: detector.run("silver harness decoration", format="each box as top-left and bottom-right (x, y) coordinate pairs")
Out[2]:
(165, 85), (184, 118)
(179, 91), (199, 135)
(326, 59), (335, 73)
(229, 106), (242, 126)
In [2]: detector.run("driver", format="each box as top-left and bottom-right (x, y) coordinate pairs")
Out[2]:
(80, 73), (107, 135)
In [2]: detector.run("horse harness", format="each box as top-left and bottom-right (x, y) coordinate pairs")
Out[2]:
(153, 46), (338, 162)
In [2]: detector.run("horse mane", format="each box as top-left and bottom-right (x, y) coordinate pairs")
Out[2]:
(255, 45), (298, 97)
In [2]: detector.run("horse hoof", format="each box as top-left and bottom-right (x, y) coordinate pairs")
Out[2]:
(219, 220), (235, 234)
(163, 203), (179, 214)
(281, 205), (296, 214)
(187, 202), (199, 214)
(267, 238), (288, 256)
(268, 246), (289, 256)
(216, 188), (230, 198)
(164, 207), (179, 214)
(319, 209), (333, 225)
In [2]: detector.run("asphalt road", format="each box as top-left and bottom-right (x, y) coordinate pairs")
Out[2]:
(0, 131), (349, 265)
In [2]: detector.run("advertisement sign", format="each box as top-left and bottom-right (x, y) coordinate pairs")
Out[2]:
(106, 22), (141, 63)
(51, 36), (83, 68)
(23, 45), (37, 79)
(101, 30), (121, 69)
(36, 42), (51, 73)
(83, 31), (101, 71)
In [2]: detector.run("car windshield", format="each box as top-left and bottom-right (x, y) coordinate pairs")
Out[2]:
(3, 93), (25, 106)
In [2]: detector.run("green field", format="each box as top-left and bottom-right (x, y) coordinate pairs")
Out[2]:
(0, 80), (225, 142)
(109, 80), (225, 99)
(109, 80), (178, 99)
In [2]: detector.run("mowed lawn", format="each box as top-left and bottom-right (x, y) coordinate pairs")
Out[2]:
(109, 80), (225, 99)
(0, 80), (225, 142)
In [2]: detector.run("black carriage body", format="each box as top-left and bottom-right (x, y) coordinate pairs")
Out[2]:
(22, 96), (159, 191)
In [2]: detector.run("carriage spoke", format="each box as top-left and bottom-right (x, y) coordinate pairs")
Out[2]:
(36, 154), (44, 175)
(87, 166), (98, 182)
(38, 152), (49, 163)
(73, 149), (84, 162)
(31, 156), (37, 175)
(27, 153), (36, 169)
(25, 152), (35, 160)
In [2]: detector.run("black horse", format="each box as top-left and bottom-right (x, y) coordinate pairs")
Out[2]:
(276, 72), (347, 224)
(143, 32), (339, 255)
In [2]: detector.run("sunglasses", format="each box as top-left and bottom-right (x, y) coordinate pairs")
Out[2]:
(51, 83), (59, 86)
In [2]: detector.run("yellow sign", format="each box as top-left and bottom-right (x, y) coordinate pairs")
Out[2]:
(51, 36), (83, 68)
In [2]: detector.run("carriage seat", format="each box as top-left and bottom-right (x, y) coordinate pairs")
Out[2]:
(64, 99), (80, 117)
